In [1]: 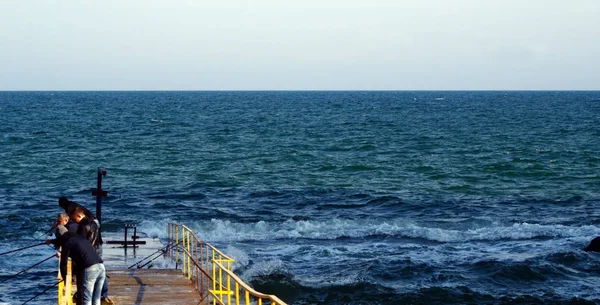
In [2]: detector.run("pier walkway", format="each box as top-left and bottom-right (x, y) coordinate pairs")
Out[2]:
(107, 269), (201, 305)
(101, 231), (204, 305)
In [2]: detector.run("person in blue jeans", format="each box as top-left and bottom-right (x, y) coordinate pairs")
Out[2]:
(58, 232), (106, 305)
(70, 206), (114, 305)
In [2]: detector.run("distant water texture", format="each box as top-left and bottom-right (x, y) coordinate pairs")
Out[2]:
(1, 91), (600, 304)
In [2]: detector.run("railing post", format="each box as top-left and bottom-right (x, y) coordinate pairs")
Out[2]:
(235, 282), (240, 305)
(167, 223), (171, 258)
(58, 271), (63, 305)
(182, 229), (187, 276)
(186, 230), (190, 278)
(58, 258), (73, 305)
(184, 228), (188, 276)
(212, 249), (216, 305)
(66, 260), (72, 305)
(183, 230), (187, 277)
(187, 230), (191, 280)
(194, 240), (202, 291)
(175, 226), (179, 268)
(227, 260), (232, 305)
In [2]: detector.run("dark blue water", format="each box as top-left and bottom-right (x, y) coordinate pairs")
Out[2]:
(1, 91), (599, 304)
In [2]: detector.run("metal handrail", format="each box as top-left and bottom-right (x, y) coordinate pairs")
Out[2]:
(168, 223), (287, 305)
(211, 260), (288, 305)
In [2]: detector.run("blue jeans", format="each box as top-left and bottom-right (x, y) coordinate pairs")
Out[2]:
(82, 263), (106, 305)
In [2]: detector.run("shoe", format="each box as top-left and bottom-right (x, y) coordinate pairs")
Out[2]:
(101, 297), (115, 305)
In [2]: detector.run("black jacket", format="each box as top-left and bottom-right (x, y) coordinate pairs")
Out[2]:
(60, 234), (103, 280)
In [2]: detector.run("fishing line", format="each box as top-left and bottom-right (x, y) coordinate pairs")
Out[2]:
(0, 254), (55, 285)
(21, 279), (62, 305)
(33, 226), (61, 251)
(32, 227), (54, 241)
(0, 242), (46, 256)
(136, 250), (167, 269)
(20, 224), (59, 251)
(127, 240), (182, 269)
(127, 247), (166, 269)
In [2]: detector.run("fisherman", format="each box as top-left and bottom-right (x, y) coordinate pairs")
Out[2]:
(57, 231), (106, 305)
(70, 206), (114, 305)
(45, 213), (78, 247)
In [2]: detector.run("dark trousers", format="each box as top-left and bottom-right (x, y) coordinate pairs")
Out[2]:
(102, 276), (108, 298)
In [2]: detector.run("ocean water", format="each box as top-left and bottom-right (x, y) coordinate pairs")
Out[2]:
(0, 91), (599, 305)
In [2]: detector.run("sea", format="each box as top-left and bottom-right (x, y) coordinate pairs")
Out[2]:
(0, 91), (599, 305)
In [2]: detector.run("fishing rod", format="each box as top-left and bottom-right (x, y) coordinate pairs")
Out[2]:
(0, 242), (46, 256)
(132, 249), (166, 269)
(0, 254), (55, 285)
(32, 225), (63, 251)
(32, 226), (55, 240)
(21, 279), (62, 305)
(30, 229), (52, 240)
(127, 240), (182, 269)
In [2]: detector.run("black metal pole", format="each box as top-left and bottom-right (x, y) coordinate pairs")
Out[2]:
(94, 167), (107, 224)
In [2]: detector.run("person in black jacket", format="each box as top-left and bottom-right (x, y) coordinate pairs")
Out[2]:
(70, 205), (113, 304)
(71, 207), (101, 249)
(58, 232), (105, 305)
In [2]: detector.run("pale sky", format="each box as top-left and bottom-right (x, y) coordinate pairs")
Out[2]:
(1, 0), (599, 90)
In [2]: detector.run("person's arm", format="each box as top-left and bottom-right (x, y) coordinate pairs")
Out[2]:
(45, 239), (58, 246)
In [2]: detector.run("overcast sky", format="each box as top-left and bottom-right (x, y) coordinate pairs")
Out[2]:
(1, 0), (599, 90)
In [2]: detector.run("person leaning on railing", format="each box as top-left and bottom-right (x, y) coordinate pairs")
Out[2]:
(57, 231), (106, 305)
(70, 206), (114, 305)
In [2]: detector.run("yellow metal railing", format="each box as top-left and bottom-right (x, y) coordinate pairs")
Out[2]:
(167, 223), (287, 305)
(57, 258), (73, 305)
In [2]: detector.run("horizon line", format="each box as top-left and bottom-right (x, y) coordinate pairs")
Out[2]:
(1, 89), (599, 92)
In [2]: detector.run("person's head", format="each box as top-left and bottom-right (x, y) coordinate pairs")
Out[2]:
(57, 213), (69, 226)
(70, 207), (87, 224)
(58, 197), (70, 209)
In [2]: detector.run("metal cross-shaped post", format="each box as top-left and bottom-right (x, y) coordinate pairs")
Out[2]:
(91, 167), (108, 224)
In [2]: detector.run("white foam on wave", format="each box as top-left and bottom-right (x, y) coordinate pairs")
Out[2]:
(133, 216), (600, 260)
(401, 222), (600, 243)
(224, 245), (250, 272)
(134, 217), (600, 292)
(134, 217), (600, 276)
(137, 219), (173, 239)
(238, 259), (287, 281)
(137, 217), (600, 244)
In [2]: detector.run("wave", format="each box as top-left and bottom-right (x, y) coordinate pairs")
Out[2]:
(240, 266), (600, 305)
(137, 218), (600, 244)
